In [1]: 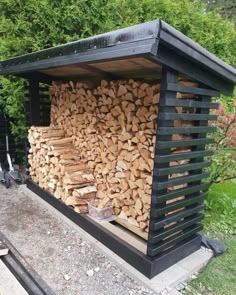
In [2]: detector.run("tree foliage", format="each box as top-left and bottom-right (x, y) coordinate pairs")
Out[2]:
(204, 0), (236, 24)
(0, 0), (235, 138)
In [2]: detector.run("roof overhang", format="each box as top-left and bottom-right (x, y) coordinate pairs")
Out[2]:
(0, 19), (235, 96)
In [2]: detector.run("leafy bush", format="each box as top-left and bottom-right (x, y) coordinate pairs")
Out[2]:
(209, 103), (236, 185)
(0, 77), (26, 137)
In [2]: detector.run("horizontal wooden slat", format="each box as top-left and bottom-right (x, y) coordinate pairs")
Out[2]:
(152, 183), (209, 204)
(155, 150), (213, 163)
(167, 83), (220, 97)
(0, 149), (17, 153)
(38, 112), (50, 117)
(25, 91), (49, 96)
(40, 108), (50, 113)
(25, 105), (50, 112)
(151, 193), (206, 217)
(147, 224), (203, 256)
(153, 172), (209, 190)
(157, 138), (214, 149)
(40, 101), (51, 106)
(159, 112), (217, 121)
(25, 87), (48, 93)
(149, 214), (204, 244)
(155, 160), (211, 176)
(164, 98), (219, 109)
(40, 109), (50, 113)
(39, 89), (49, 94)
(40, 118), (50, 122)
(39, 122), (50, 126)
(158, 126), (216, 135)
(150, 204), (204, 231)
(40, 104), (51, 110)
(25, 96), (50, 103)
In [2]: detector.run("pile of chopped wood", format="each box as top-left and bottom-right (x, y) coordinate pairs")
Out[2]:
(28, 126), (97, 213)
(28, 79), (196, 235)
(48, 79), (161, 232)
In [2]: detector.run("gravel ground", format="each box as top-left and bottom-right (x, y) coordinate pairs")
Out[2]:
(0, 184), (154, 295)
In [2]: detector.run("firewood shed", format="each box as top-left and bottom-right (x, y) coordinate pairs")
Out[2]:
(0, 19), (235, 279)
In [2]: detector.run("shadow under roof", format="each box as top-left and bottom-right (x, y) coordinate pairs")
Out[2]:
(0, 19), (235, 95)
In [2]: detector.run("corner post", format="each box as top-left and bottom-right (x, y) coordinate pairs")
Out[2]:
(147, 67), (178, 256)
(29, 79), (40, 126)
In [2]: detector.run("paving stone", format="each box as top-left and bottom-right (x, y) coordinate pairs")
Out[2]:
(177, 248), (213, 274)
(0, 260), (28, 295)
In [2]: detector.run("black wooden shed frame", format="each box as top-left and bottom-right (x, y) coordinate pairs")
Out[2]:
(0, 19), (236, 279)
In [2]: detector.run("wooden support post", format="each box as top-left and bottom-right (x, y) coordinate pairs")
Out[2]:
(29, 79), (40, 126)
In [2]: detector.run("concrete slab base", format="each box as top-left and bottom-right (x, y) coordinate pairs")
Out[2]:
(21, 185), (213, 295)
(0, 260), (28, 295)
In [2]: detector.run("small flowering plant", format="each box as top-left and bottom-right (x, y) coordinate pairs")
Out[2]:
(209, 102), (236, 185)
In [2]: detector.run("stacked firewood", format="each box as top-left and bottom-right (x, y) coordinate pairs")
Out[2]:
(28, 79), (197, 235)
(28, 126), (97, 213)
(48, 79), (162, 232)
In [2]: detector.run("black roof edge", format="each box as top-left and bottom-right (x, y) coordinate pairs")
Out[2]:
(0, 19), (235, 93)
(0, 20), (160, 69)
(159, 21), (236, 84)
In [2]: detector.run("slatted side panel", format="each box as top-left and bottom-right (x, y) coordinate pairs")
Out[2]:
(147, 69), (219, 257)
(25, 82), (50, 126)
(38, 84), (51, 126)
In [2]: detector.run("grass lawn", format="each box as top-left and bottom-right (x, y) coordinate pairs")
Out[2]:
(185, 181), (236, 295)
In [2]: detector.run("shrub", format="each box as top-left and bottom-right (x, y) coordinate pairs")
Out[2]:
(209, 102), (236, 185)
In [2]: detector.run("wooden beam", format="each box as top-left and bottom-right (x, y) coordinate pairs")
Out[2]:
(28, 79), (40, 125)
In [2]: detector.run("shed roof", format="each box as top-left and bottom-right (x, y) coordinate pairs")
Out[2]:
(0, 19), (235, 95)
